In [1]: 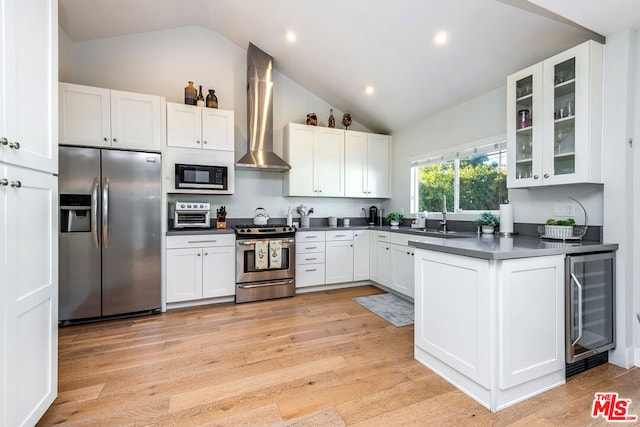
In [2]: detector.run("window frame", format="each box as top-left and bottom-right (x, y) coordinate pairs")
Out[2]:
(410, 134), (507, 216)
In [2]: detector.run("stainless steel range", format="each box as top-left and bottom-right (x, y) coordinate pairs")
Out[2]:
(234, 224), (296, 303)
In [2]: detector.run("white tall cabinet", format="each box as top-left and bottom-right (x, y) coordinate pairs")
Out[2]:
(1, 0), (58, 424)
(345, 131), (391, 198)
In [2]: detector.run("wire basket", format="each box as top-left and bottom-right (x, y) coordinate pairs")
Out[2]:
(538, 197), (588, 241)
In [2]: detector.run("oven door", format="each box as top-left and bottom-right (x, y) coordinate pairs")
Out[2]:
(236, 238), (295, 283)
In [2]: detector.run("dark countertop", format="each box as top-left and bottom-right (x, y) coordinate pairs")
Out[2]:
(166, 224), (618, 259)
(407, 233), (618, 260)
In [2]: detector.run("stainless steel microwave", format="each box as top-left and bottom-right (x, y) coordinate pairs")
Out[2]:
(175, 163), (228, 190)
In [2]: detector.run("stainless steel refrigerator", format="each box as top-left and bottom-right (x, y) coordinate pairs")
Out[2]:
(58, 146), (162, 322)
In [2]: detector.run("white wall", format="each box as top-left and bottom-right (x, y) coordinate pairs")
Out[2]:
(58, 26), (73, 83)
(66, 26), (384, 220)
(634, 30), (640, 368)
(389, 86), (604, 225)
(602, 29), (638, 368)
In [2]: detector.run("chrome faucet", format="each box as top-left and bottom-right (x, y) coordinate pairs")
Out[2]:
(440, 194), (447, 233)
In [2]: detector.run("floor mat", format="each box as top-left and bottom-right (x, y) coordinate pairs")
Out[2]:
(352, 293), (414, 327)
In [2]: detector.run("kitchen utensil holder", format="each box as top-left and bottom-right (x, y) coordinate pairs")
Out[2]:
(301, 215), (310, 228)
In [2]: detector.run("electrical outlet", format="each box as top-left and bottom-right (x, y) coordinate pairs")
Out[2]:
(553, 203), (576, 217)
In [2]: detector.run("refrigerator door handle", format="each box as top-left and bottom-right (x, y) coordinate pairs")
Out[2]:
(103, 177), (110, 248)
(91, 177), (100, 248)
(571, 272), (583, 346)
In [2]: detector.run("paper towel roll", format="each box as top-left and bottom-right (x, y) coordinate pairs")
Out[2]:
(499, 203), (514, 234)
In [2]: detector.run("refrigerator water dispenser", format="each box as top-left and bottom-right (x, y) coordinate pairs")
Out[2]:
(60, 194), (91, 233)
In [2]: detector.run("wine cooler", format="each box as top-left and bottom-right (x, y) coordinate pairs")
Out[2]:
(565, 252), (615, 376)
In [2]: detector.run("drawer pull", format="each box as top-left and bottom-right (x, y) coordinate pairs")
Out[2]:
(305, 268), (317, 272)
(189, 240), (217, 244)
(306, 257), (317, 261)
(305, 235), (318, 239)
(306, 246), (317, 250)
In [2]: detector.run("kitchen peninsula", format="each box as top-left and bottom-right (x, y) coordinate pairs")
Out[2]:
(408, 233), (617, 412)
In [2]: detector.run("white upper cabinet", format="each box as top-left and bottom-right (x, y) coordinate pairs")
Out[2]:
(166, 102), (234, 151)
(59, 83), (163, 152)
(507, 40), (603, 188)
(1, 0), (57, 173)
(283, 123), (344, 197)
(345, 130), (391, 198)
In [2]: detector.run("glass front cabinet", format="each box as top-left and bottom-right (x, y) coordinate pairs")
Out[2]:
(507, 40), (603, 188)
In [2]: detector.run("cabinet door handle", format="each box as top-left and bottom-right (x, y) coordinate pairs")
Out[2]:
(204, 252), (208, 256)
(0, 137), (8, 145)
(9, 141), (20, 150)
(203, 140), (207, 145)
(0, 179), (8, 186)
(104, 137), (109, 142)
(112, 138), (117, 143)
(197, 253), (201, 256)
(10, 180), (21, 188)
(533, 175), (539, 180)
(305, 235), (318, 239)
(306, 246), (317, 250)
(306, 257), (317, 261)
(189, 240), (217, 244)
(306, 268), (317, 272)
(196, 140), (201, 144)
(335, 234), (346, 237)
(543, 173), (549, 178)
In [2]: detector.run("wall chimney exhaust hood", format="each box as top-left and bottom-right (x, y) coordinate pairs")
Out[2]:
(236, 43), (291, 172)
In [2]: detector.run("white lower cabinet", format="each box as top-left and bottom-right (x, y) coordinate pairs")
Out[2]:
(325, 230), (354, 284)
(296, 231), (326, 287)
(353, 230), (370, 281)
(369, 231), (378, 282)
(390, 244), (415, 298)
(166, 234), (235, 303)
(377, 241), (391, 286)
(372, 231), (415, 298)
(414, 249), (565, 412)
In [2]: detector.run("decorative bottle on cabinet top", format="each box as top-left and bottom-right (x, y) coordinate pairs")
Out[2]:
(184, 81), (197, 105)
(196, 85), (205, 107)
(206, 89), (218, 108)
(328, 109), (336, 128)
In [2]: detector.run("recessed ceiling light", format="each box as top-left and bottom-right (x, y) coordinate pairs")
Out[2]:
(286, 31), (296, 42)
(365, 86), (375, 95)
(434, 31), (448, 45)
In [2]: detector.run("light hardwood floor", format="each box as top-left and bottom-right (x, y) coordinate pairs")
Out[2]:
(39, 285), (639, 426)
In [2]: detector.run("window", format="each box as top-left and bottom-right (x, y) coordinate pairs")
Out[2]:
(410, 138), (507, 213)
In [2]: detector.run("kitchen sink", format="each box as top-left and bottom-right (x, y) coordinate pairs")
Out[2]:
(412, 229), (475, 238)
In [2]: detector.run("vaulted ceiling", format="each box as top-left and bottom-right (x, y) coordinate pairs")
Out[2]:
(58, 0), (639, 133)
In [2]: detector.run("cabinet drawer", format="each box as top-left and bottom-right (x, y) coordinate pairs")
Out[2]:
(377, 231), (390, 241)
(326, 230), (354, 241)
(296, 263), (325, 287)
(296, 242), (326, 253)
(296, 231), (325, 242)
(390, 233), (414, 246)
(297, 252), (326, 265)
(167, 234), (235, 248)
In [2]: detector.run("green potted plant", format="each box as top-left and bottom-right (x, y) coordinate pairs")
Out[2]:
(386, 212), (404, 227)
(544, 218), (575, 239)
(475, 212), (500, 234)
